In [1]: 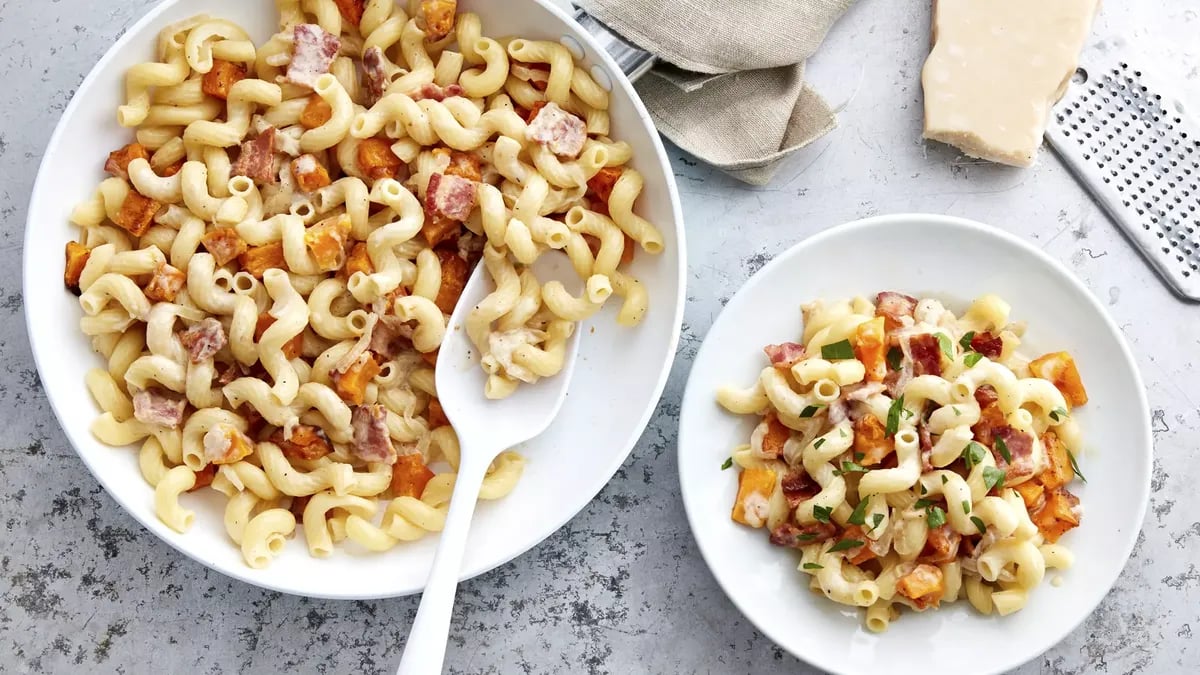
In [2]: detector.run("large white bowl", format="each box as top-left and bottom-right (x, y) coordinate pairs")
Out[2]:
(678, 214), (1151, 675)
(23, 0), (685, 598)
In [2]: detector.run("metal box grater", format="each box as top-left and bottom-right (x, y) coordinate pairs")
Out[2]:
(1045, 43), (1200, 302)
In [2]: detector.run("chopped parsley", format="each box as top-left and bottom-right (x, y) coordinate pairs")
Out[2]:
(913, 498), (934, 509)
(926, 505), (947, 529)
(870, 513), (885, 532)
(886, 346), (903, 371)
(720, 457), (733, 470)
(853, 452), (865, 461)
(953, 406), (962, 417)
(814, 438), (826, 451)
(961, 442), (987, 470)
(813, 505), (833, 523)
(919, 483), (928, 495)
(970, 516), (987, 534)
(828, 538), (864, 553)
(847, 498), (871, 526)
(802, 562), (824, 570)
(1067, 450), (1087, 483)
(959, 331), (976, 350)
(983, 466), (1006, 492)
(885, 395), (905, 437)
(796, 532), (818, 541)
(838, 461), (866, 475)
(995, 436), (1013, 463)
(941, 474), (949, 485)
(963, 352), (984, 367)
(961, 500), (971, 514)
(821, 339), (855, 360)
(935, 333), (954, 360)
(1049, 407), (1069, 422)
(840, 428), (848, 438)
(799, 404), (823, 418)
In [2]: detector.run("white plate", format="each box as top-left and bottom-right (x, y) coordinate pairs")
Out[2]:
(22, 0), (685, 599)
(678, 214), (1151, 675)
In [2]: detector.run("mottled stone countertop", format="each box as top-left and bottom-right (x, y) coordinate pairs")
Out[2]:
(2, 1), (1199, 673)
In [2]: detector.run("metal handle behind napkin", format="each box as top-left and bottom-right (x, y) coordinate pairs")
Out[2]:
(572, 6), (656, 82)
(1045, 40), (1200, 302)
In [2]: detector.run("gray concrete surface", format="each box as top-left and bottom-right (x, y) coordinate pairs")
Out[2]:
(1, 0), (1198, 673)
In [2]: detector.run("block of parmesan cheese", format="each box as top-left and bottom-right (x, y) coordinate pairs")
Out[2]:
(921, 0), (1099, 167)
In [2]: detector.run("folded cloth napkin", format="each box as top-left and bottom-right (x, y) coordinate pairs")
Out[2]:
(577, 0), (856, 185)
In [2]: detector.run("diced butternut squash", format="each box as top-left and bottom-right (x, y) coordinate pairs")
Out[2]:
(426, 397), (449, 428)
(341, 241), (373, 279)
(1031, 487), (1081, 543)
(201, 59), (248, 100)
(444, 150), (482, 182)
(254, 313), (304, 360)
(896, 563), (945, 610)
(852, 316), (888, 381)
(332, 353), (381, 405)
(1013, 480), (1045, 510)
(433, 246), (468, 314)
(200, 227), (248, 266)
(841, 525), (877, 565)
(268, 424), (332, 461)
(208, 426), (255, 465)
(854, 414), (895, 467)
(731, 466), (777, 527)
(104, 143), (150, 180)
(304, 214), (351, 272)
(1039, 430), (1075, 490)
(239, 242), (287, 279)
(357, 137), (403, 180)
(391, 453), (436, 498)
(1029, 351), (1088, 408)
(758, 412), (789, 459)
(292, 153), (332, 193)
(114, 190), (161, 236)
(586, 166), (622, 204)
(159, 158), (185, 177)
(300, 94), (333, 129)
(417, 0), (457, 41)
(420, 348), (439, 367)
(143, 262), (186, 302)
(188, 464), (218, 492)
(525, 100), (547, 124)
(64, 241), (90, 294)
(421, 212), (460, 248)
(333, 0), (366, 26)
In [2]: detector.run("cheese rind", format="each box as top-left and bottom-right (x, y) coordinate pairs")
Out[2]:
(921, 0), (1099, 168)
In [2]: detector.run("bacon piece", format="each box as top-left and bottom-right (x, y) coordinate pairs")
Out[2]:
(918, 423), (934, 472)
(368, 315), (413, 360)
(288, 494), (311, 520)
(216, 362), (244, 386)
(268, 424), (332, 461)
(420, 348), (438, 367)
(303, 214), (351, 272)
(763, 342), (806, 370)
(586, 166), (622, 204)
(64, 241), (90, 295)
(433, 246), (469, 314)
(992, 426), (1035, 484)
(973, 384), (999, 410)
(780, 469), (820, 508)
(731, 466), (776, 527)
(525, 102), (587, 158)
(200, 227), (249, 266)
(1029, 351), (1088, 407)
(907, 333), (943, 377)
(852, 316), (888, 381)
(300, 94), (333, 129)
(896, 563), (945, 610)
(390, 453), (435, 498)
(525, 100), (548, 124)
(203, 425), (255, 465)
(291, 153), (331, 193)
(361, 46), (388, 105)
(144, 262), (186, 302)
(239, 242), (287, 279)
(409, 82), (464, 102)
(232, 129), (277, 185)
(105, 143), (150, 180)
(356, 137), (404, 181)
(132, 388), (186, 428)
(968, 331), (1004, 359)
(115, 190), (161, 237)
(285, 24), (340, 89)
(188, 464), (218, 492)
(425, 172), (477, 221)
(178, 318), (227, 363)
(201, 59), (248, 100)
(757, 412), (789, 459)
(918, 524), (961, 564)
(875, 291), (918, 333)
(1030, 487), (1081, 543)
(768, 521), (837, 549)
(351, 404), (397, 464)
(416, 0), (457, 41)
(332, 351), (381, 405)
(254, 312), (304, 360)
(333, 0), (366, 26)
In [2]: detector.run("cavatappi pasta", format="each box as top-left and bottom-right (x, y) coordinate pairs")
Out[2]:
(66, 0), (662, 568)
(718, 292), (1088, 630)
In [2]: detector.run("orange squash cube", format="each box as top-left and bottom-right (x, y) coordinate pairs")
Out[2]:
(758, 412), (789, 459)
(200, 227), (249, 266)
(1029, 351), (1088, 408)
(300, 94), (333, 129)
(391, 453), (436, 498)
(291, 154), (332, 193)
(444, 150), (482, 183)
(254, 313), (304, 360)
(1013, 480), (1045, 510)
(303, 214), (352, 272)
(854, 414), (895, 467)
(852, 316), (888, 381)
(207, 426), (255, 465)
(332, 352), (381, 405)
(586, 166), (622, 204)
(417, 0), (457, 40)
(268, 424), (332, 461)
(333, 0), (366, 26)
(1031, 487), (1081, 543)
(357, 137), (403, 180)
(896, 563), (945, 610)
(104, 143), (150, 180)
(201, 59), (248, 100)
(1039, 430), (1075, 490)
(731, 466), (777, 527)
(238, 242), (287, 279)
(143, 262), (186, 302)
(433, 246), (469, 314)
(341, 242), (373, 279)
(188, 464), (218, 492)
(426, 398), (449, 428)
(114, 189), (161, 237)
(64, 241), (90, 294)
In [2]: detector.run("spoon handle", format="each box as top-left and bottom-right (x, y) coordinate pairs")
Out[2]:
(396, 450), (490, 675)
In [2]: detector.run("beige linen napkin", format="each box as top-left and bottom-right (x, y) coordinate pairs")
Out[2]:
(578, 0), (856, 185)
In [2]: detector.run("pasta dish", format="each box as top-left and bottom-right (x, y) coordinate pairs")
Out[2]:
(717, 292), (1088, 631)
(63, 0), (661, 568)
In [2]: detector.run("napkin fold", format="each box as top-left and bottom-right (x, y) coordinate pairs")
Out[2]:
(578, 0), (856, 185)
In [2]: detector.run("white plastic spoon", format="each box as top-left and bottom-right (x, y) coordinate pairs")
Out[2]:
(395, 251), (583, 675)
